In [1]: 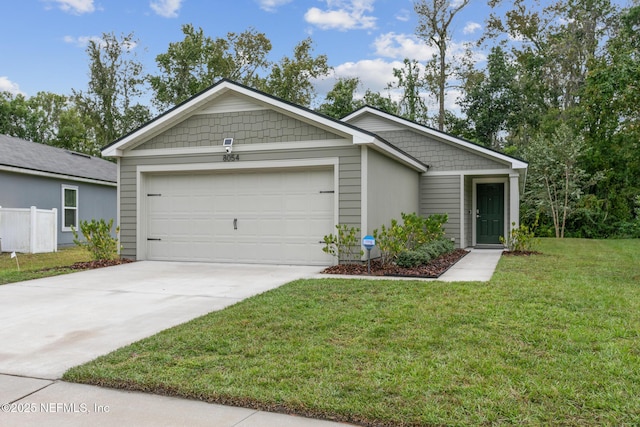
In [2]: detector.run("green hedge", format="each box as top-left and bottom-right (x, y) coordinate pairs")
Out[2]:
(397, 238), (455, 268)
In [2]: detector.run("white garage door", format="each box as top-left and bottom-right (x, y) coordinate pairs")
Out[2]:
(144, 168), (335, 265)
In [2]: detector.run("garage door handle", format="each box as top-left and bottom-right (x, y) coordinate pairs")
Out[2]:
(233, 218), (237, 230)
(147, 238), (161, 241)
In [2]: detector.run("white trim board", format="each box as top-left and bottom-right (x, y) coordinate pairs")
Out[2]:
(61, 184), (79, 232)
(425, 169), (521, 177)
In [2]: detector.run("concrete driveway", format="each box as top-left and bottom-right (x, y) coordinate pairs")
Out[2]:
(0, 261), (322, 379)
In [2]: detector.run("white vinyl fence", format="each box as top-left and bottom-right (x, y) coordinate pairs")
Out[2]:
(0, 206), (58, 254)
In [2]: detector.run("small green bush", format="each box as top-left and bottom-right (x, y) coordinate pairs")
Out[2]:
(500, 220), (539, 252)
(397, 238), (455, 268)
(397, 249), (431, 268)
(322, 224), (364, 263)
(373, 219), (406, 265)
(374, 213), (449, 265)
(72, 218), (120, 261)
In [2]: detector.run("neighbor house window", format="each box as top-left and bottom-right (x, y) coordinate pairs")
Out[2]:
(62, 185), (78, 232)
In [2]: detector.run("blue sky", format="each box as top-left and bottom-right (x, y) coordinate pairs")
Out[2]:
(0, 0), (498, 109)
(1, 0), (624, 112)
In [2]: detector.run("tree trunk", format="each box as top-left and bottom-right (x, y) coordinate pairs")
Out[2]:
(545, 176), (560, 238)
(438, 41), (446, 131)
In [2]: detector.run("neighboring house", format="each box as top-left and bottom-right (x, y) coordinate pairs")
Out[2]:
(102, 79), (527, 266)
(0, 134), (117, 247)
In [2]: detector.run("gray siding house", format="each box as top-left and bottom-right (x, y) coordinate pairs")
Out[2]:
(102, 80), (527, 265)
(0, 134), (117, 247)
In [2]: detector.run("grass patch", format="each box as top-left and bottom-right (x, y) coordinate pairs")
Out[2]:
(0, 246), (91, 285)
(64, 239), (640, 426)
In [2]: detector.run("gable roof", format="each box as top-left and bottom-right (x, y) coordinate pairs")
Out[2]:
(0, 134), (116, 185)
(102, 79), (427, 172)
(342, 106), (528, 171)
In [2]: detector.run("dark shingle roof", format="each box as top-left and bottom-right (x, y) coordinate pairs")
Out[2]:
(0, 134), (116, 183)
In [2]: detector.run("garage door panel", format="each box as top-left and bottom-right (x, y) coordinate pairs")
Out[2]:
(146, 169), (335, 265)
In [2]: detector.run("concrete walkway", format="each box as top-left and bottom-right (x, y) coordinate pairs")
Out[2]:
(438, 248), (503, 282)
(314, 248), (504, 282)
(0, 250), (502, 426)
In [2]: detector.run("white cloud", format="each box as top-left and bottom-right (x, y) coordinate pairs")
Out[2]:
(150, 0), (183, 18)
(373, 33), (436, 61)
(63, 35), (138, 53)
(333, 58), (405, 93)
(0, 77), (24, 96)
(313, 58), (406, 104)
(463, 22), (481, 35)
(395, 8), (410, 22)
(304, 0), (377, 31)
(256, 0), (292, 12)
(47, 0), (95, 14)
(373, 32), (483, 65)
(63, 35), (103, 47)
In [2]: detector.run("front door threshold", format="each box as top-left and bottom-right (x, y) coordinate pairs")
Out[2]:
(474, 244), (505, 249)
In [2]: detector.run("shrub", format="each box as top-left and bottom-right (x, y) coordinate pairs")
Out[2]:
(397, 238), (455, 268)
(373, 219), (406, 265)
(72, 218), (120, 261)
(374, 213), (449, 265)
(400, 212), (448, 248)
(500, 221), (539, 252)
(322, 224), (364, 263)
(397, 249), (431, 268)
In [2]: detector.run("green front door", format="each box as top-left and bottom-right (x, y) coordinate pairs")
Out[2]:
(476, 183), (504, 245)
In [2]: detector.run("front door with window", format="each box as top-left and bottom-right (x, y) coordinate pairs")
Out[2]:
(476, 183), (504, 245)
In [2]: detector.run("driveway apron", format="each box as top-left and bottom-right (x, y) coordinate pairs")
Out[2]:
(0, 261), (321, 379)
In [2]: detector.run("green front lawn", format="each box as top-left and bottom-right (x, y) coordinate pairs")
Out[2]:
(64, 239), (640, 426)
(0, 246), (91, 285)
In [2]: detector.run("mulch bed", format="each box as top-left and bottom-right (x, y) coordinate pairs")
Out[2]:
(68, 258), (135, 270)
(39, 258), (134, 272)
(321, 249), (469, 278)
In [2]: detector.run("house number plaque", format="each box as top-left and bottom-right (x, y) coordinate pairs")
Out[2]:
(223, 154), (240, 162)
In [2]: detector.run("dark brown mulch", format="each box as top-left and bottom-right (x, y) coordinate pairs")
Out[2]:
(39, 258), (134, 272)
(321, 249), (469, 278)
(502, 250), (542, 256)
(69, 258), (135, 270)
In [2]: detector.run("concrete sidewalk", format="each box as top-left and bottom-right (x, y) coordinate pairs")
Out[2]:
(0, 375), (352, 426)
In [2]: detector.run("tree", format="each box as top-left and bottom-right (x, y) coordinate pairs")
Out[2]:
(74, 32), (150, 151)
(361, 90), (399, 115)
(387, 58), (429, 123)
(0, 91), (29, 139)
(0, 91), (92, 153)
(149, 25), (272, 109)
(580, 4), (640, 233)
(263, 38), (330, 107)
(460, 46), (521, 149)
(317, 78), (400, 119)
(523, 124), (600, 238)
(317, 77), (362, 119)
(414, 0), (470, 130)
(483, 0), (616, 127)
